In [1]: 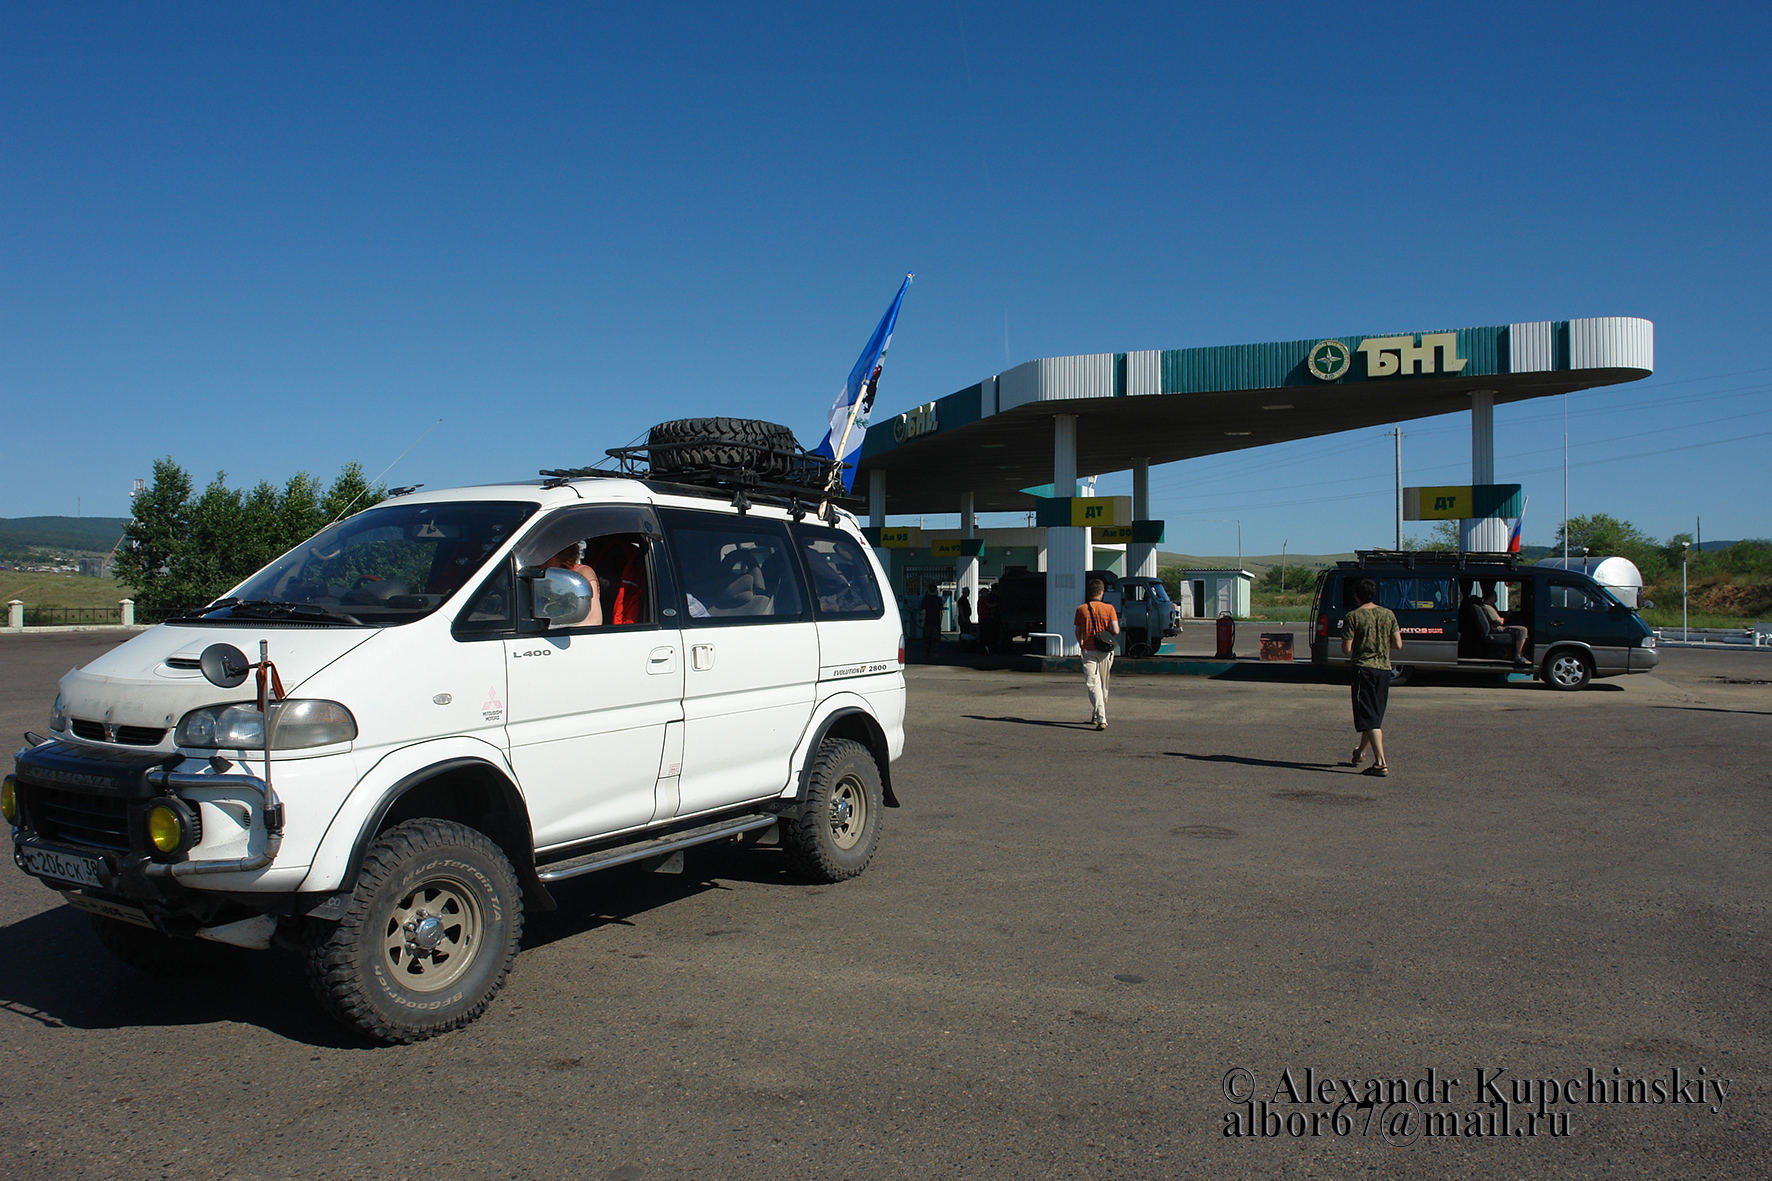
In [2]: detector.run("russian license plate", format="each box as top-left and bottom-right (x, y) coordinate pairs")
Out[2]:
(20, 844), (103, 888)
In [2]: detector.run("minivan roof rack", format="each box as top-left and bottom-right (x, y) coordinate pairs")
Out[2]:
(1343, 549), (1522, 571)
(536, 462), (862, 521)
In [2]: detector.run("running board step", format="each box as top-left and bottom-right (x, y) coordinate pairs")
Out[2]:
(536, 813), (779, 883)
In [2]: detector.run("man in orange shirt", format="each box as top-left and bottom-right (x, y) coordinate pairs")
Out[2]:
(1073, 577), (1120, 730)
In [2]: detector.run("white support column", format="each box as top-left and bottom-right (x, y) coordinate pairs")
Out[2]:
(869, 468), (892, 583)
(1046, 414), (1085, 656)
(956, 491), (980, 607)
(1127, 456), (1157, 578)
(1461, 390), (1506, 551)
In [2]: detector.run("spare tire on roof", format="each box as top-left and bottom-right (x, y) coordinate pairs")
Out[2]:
(647, 418), (799, 477)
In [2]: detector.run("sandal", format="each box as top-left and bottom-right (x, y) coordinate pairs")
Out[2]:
(1347, 747), (1363, 767)
(1361, 763), (1389, 777)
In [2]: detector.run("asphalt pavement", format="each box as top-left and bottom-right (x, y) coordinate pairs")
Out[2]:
(1, 630), (1769, 1180)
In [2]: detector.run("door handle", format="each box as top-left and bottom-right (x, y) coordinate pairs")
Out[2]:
(691, 644), (715, 671)
(647, 646), (677, 675)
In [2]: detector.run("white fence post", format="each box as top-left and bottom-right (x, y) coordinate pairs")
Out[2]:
(6, 600), (21, 629)
(120, 599), (135, 627)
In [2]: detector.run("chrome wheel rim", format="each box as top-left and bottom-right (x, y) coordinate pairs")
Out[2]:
(382, 876), (481, 993)
(1550, 655), (1585, 687)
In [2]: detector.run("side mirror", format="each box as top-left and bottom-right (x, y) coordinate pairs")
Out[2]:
(529, 568), (596, 626)
(1641, 599), (1654, 610)
(199, 643), (252, 688)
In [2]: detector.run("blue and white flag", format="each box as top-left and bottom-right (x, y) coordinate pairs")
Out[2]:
(815, 274), (911, 493)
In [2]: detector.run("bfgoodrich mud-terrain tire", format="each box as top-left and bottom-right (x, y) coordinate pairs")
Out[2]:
(782, 738), (884, 883)
(647, 418), (798, 477)
(306, 819), (523, 1044)
(89, 914), (239, 977)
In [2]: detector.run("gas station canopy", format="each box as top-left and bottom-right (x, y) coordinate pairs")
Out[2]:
(856, 317), (1653, 515)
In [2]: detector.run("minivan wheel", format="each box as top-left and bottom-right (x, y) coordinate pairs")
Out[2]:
(1389, 665), (1413, 687)
(1543, 650), (1593, 691)
(782, 738), (883, 883)
(306, 819), (523, 1045)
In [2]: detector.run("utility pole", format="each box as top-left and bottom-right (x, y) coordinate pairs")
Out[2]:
(1391, 425), (1403, 549)
(1562, 394), (1569, 563)
(1280, 539), (1288, 593)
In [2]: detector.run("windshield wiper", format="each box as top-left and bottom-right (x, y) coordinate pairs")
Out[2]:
(226, 600), (366, 626)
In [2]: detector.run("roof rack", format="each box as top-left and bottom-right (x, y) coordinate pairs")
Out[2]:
(1343, 549), (1522, 571)
(540, 440), (862, 520)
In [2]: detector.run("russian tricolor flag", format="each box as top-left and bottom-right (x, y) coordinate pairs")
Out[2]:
(1507, 495), (1529, 553)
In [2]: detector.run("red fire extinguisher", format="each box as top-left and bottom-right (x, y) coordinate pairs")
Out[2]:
(1215, 613), (1236, 658)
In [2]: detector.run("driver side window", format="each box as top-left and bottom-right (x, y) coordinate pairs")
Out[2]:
(1549, 580), (1604, 611)
(508, 506), (662, 633)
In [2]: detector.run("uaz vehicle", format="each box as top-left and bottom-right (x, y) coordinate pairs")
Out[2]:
(991, 567), (1182, 655)
(1309, 550), (1659, 689)
(5, 419), (905, 1042)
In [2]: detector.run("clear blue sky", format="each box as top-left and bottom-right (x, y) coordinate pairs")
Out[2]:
(3, 2), (1767, 556)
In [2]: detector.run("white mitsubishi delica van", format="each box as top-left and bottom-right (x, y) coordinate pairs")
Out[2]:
(5, 419), (905, 1043)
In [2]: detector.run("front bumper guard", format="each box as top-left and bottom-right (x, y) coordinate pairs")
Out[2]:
(142, 767), (285, 878)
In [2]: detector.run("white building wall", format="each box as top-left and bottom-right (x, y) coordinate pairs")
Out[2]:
(1570, 316), (1653, 372)
(996, 354), (1117, 412)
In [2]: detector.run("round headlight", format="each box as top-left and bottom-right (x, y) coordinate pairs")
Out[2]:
(145, 799), (200, 858)
(1, 776), (18, 825)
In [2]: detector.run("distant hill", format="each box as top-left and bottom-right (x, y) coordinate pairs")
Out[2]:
(0, 516), (130, 554)
(1155, 544), (1561, 573)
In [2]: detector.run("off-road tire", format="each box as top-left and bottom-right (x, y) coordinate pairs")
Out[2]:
(782, 738), (883, 883)
(1126, 630), (1153, 658)
(1542, 649), (1593, 691)
(305, 819), (523, 1045)
(88, 914), (239, 977)
(648, 418), (798, 477)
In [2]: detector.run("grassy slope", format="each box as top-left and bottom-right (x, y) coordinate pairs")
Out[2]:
(0, 572), (132, 610)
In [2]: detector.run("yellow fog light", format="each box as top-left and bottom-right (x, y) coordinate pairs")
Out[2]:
(1, 776), (17, 825)
(145, 799), (200, 858)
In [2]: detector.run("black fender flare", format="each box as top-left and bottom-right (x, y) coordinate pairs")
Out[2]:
(795, 708), (899, 808)
(336, 757), (555, 914)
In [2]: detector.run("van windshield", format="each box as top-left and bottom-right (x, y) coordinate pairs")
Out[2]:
(178, 501), (536, 627)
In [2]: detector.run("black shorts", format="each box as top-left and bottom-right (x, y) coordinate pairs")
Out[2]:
(1351, 667), (1390, 732)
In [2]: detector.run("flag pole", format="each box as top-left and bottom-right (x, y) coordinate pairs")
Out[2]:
(820, 274), (911, 514)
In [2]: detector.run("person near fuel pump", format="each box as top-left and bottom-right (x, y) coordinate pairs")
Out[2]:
(1074, 577), (1120, 731)
(1341, 576), (1402, 776)
(920, 584), (944, 662)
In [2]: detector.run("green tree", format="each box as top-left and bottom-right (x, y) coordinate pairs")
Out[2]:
(1553, 514), (1665, 580)
(115, 457), (386, 617)
(1403, 520), (1461, 551)
(1157, 564), (1186, 603)
(113, 458), (196, 617)
(320, 461), (385, 524)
